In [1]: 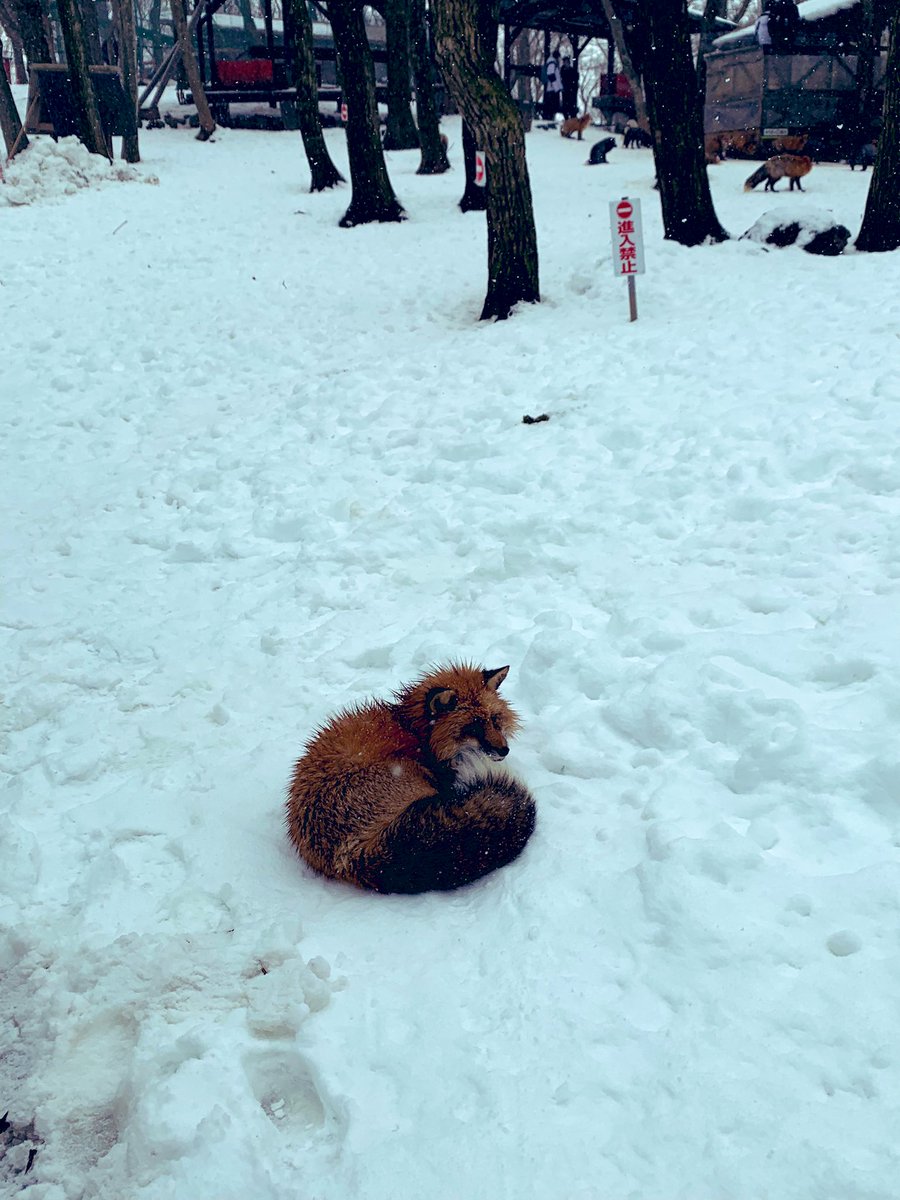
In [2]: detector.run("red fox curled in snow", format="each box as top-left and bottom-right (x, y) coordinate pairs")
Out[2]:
(285, 664), (536, 894)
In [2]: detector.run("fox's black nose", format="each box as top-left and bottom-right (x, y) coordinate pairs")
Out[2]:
(492, 745), (509, 759)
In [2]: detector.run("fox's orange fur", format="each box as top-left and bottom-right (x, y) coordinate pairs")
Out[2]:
(285, 663), (536, 894)
(560, 113), (591, 140)
(744, 154), (812, 192)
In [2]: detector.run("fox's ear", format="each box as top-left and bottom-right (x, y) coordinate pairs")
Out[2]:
(426, 687), (458, 718)
(482, 666), (510, 692)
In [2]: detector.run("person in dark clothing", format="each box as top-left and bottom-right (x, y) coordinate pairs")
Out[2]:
(542, 51), (562, 120)
(560, 55), (579, 121)
(755, 11), (773, 54)
(767, 0), (799, 53)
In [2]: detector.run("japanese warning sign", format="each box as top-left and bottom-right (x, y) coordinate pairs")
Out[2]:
(609, 197), (645, 278)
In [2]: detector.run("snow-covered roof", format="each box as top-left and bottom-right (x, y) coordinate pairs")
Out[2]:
(714, 0), (859, 47)
(796, 0), (859, 18)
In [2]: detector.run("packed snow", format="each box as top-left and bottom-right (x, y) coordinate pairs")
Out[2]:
(0, 136), (157, 208)
(3, 84), (900, 1200)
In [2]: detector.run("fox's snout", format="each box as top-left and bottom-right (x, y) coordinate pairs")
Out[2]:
(470, 726), (510, 759)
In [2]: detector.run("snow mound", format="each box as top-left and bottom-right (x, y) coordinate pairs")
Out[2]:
(0, 136), (158, 207)
(742, 205), (852, 254)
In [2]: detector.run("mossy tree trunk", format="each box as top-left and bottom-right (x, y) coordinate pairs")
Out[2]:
(410, 0), (449, 173)
(289, 0), (345, 190)
(856, 4), (900, 251)
(627, 0), (728, 245)
(56, 0), (110, 156)
(433, 0), (539, 320)
(379, 0), (419, 149)
(329, 0), (405, 226)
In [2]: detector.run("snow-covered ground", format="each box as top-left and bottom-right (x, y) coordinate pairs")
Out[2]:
(3, 85), (900, 1199)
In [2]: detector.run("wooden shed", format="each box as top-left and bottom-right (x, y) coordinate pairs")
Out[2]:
(704, 0), (890, 158)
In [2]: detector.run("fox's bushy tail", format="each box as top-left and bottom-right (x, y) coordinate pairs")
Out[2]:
(359, 775), (536, 894)
(744, 164), (770, 191)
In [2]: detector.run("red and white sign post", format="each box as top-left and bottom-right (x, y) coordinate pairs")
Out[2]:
(609, 196), (645, 322)
(340, 102), (348, 123)
(474, 150), (486, 188)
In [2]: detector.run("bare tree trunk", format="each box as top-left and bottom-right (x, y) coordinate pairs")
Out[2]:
(848, 0), (888, 156)
(434, 0), (539, 320)
(452, 2), (487, 212)
(169, 0), (216, 139)
(329, 0), (404, 225)
(288, 0), (345, 189)
(56, 0), (111, 156)
(0, 0), (18, 45)
(628, 0), (728, 245)
(597, 0), (649, 130)
(8, 0), (51, 64)
(379, 0), (419, 149)
(410, 0), (449, 173)
(7, 19), (24, 78)
(111, 0), (140, 160)
(237, 0), (256, 39)
(79, 0), (102, 62)
(696, 0), (726, 96)
(13, 38), (27, 79)
(0, 54), (27, 152)
(0, 0), (27, 83)
(856, 4), (900, 251)
(147, 0), (163, 72)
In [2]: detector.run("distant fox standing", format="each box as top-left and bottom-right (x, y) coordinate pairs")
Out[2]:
(744, 154), (812, 192)
(623, 121), (653, 149)
(560, 113), (592, 140)
(286, 664), (536, 894)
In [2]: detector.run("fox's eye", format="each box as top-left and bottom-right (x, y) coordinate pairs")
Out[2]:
(490, 714), (502, 730)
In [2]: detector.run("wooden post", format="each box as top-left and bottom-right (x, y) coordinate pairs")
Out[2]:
(168, 0), (216, 139)
(111, 0), (140, 161)
(0, 59), (27, 155)
(627, 274), (637, 321)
